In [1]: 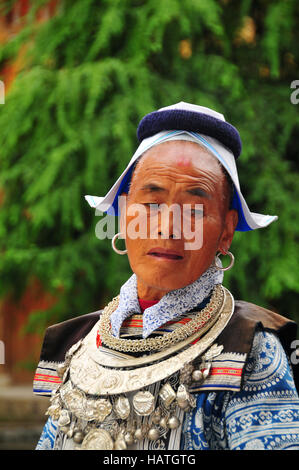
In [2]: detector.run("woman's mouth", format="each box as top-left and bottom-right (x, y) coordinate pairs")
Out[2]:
(147, 247), (184, 261)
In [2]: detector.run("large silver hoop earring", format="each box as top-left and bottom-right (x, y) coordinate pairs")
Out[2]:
(112, 232), (128, 255)
(214, 251), (234, 271)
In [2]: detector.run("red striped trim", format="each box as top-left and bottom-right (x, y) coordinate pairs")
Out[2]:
(34, 373), (62, 383)
(122, 320), (142, 327)
(121, 317), (192, 328)
(96, 331), (102, 347)
(163, 318), (192, 326)
(210, 367), (242, 377)
(191, 337), (201, 345)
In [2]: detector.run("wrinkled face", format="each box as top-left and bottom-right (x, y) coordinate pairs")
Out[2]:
(120, 140), (238, 299)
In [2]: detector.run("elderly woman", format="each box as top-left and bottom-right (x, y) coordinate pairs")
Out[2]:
(34, 102), (299, 451)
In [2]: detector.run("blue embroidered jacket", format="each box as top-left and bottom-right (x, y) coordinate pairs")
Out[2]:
(34, 300), (299, 450)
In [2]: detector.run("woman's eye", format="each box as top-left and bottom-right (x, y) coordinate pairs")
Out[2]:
(142, 204), (203, 216)
(190, 208), (203, 217)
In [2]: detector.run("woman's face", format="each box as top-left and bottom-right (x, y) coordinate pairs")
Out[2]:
(120, 140), (238, 300)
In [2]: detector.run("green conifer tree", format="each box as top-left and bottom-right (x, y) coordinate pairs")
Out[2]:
(0, 0), (298, 332)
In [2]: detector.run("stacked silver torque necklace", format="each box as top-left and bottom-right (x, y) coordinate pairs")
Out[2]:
(45, 284), (234, 450)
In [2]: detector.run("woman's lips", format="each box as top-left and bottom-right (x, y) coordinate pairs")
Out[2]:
(147, 247), (184, 261)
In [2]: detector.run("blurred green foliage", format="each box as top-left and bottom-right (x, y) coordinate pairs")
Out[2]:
(0, 0), (298, 332)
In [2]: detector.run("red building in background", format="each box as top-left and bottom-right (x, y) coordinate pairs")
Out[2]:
(0, 0), (59, 383)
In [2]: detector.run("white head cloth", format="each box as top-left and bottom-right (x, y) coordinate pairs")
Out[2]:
(85, 102), (278, 231)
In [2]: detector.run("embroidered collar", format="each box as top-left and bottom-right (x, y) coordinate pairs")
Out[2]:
(110, 265), (223, 339)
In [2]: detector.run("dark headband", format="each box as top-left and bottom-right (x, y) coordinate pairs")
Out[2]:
(137, 109), (242, 159)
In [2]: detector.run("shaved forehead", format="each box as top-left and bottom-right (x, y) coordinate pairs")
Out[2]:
(128, 140), (233, 211)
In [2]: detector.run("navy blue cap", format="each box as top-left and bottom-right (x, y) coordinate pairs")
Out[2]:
(137, 109), (242, 159)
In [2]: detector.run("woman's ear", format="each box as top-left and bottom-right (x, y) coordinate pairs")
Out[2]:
(218, 209), (238, 254)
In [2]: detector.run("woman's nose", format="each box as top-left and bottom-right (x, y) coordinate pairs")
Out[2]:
(156, 204), (181, 239)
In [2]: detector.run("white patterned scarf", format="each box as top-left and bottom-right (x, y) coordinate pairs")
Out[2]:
(110, 264), (224, 339)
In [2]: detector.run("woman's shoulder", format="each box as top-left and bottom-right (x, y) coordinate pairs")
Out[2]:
(218, 298), (297, 355)
(234, 299), (297, 332)
(33, 310), (102, 396)
(218, 298), (299, 393)
(39, 310), (102, 364)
